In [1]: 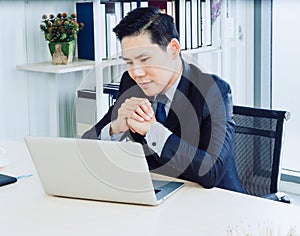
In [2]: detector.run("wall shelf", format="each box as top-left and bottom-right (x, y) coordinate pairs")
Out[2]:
(16, 58), (95, 74)
(181, 46), (222, 55)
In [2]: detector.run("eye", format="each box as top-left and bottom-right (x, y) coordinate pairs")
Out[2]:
(140, 57), (150, 62)
(125, 61), (133, 65)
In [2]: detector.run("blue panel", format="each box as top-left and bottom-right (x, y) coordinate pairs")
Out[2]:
(76, 2), (95, 60)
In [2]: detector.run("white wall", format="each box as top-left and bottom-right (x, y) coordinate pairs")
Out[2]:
(0, 0), (76, 140)
(220, 0), (254, 106)
(0, 1), (28, 140)
(272, 0), (300, 171)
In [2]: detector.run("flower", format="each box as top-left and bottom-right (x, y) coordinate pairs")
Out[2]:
(40, 12), (84, 43)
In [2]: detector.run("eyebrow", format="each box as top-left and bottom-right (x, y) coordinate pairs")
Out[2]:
(121, 52), (150, 61)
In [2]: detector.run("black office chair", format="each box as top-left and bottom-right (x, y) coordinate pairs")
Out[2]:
(233, 105), (291, 203)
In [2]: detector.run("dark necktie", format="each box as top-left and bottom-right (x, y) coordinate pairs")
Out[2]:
(155, 94), (168, 125)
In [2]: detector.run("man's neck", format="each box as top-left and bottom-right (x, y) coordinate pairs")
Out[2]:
(162, 58), (183, 93)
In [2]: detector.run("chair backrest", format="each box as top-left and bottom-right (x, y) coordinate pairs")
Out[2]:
(233, 105), (289, 197)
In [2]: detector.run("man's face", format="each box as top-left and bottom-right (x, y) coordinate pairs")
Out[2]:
(121, 33), (180, 97)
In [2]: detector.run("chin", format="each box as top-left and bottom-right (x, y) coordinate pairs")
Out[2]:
(141, 89), (156, 97)
(143, 92), (155, 97)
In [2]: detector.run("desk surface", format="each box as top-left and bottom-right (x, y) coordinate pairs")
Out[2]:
(1, 140), (300, 236)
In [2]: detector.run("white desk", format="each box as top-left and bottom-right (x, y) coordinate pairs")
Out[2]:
(1, 140), (300, 236)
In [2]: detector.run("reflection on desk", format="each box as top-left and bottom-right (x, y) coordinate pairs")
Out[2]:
(0, 146), (9, 167)
(1, 140), (300, 236)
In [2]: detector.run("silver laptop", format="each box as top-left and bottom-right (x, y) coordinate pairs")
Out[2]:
(25, 136), (184, 206)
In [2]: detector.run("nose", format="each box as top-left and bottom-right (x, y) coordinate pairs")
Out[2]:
(132, 66), (146, 77)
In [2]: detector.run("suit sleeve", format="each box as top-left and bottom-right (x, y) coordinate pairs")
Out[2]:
(156, 75), (235, 188)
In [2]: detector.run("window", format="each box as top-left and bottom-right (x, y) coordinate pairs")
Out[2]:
(272, 0), (300, 172)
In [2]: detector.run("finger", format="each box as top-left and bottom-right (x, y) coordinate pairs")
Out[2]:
(140, 101), (154, 118)
(127, 118), (136, 133)
(130, 127), (136, 133)
(131, 111), (145, 121)
(125, 97), (149, 107)
(119, 104), (139, 119)
(122, 98), (153, 120)
(134, 106), (152, 121)
(135, 100), (154, 120)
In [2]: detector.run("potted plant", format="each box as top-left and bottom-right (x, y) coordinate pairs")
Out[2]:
(40, 12), (84, 65)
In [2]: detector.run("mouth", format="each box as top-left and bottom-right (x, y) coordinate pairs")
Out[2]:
(138, 81), (152, 89)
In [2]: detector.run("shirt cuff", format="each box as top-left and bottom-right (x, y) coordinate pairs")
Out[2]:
(99, 123), (125, 141)
(145, 122), (172, 157)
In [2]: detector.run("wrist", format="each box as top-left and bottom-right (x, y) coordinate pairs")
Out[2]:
(110, 121), (120, 135)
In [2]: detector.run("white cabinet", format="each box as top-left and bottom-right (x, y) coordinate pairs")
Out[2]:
(17, 59), (95, 137)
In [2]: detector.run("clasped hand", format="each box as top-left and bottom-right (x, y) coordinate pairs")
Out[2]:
(110, 97), (156, 136)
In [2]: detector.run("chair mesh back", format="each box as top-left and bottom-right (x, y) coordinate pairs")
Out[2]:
(233, 106), (287, 197)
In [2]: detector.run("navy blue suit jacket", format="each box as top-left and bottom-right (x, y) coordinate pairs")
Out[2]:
(82, 60), (244, 193)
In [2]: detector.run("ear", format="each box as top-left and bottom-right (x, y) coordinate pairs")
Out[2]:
(168, 38), (181, 59)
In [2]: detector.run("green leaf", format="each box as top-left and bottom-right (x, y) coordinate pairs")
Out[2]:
(60, 33), (67, 40)
(46, 33), (52, 41)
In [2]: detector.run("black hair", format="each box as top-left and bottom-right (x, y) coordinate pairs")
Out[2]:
(113, 7), (179, 51)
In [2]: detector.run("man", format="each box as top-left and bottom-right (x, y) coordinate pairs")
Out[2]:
(82, 7), (243, 192)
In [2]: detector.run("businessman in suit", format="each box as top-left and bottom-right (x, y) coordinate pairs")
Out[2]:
(82, 7), (243, 192)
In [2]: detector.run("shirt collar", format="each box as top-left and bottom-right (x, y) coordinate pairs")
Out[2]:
(164, 75), (181, 103)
